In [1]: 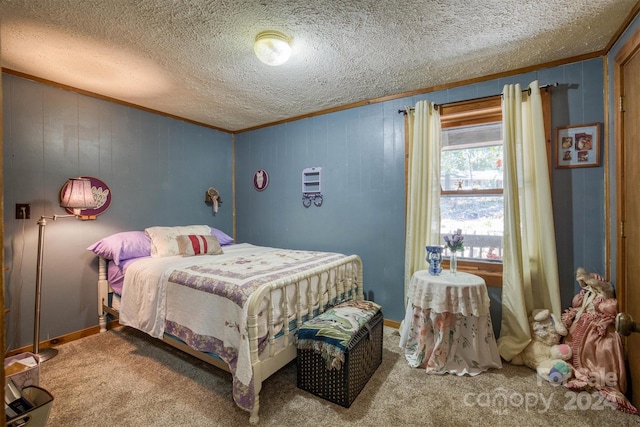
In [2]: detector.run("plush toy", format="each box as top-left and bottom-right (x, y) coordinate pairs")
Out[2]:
(511, 308), (573, 385)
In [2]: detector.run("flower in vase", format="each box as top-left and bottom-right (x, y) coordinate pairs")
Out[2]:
(444, 229), (465, 253)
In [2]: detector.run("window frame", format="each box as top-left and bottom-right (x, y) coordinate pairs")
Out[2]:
(405, 90), (552, 287)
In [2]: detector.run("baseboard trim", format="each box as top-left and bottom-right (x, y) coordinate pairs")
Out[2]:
(6, 320), (121, 357)
(384, 318), (401, 329)
(7, 317), (399, 357)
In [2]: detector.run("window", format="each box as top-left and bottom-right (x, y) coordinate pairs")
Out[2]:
(405, 91), (551, 286)
(441, 121), (503, 262)
(438, 97), (504, 283)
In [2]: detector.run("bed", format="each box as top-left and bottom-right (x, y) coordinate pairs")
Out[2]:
(91, 226), (364, 424)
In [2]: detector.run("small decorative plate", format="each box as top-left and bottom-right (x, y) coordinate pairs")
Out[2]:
(253, 169), (269, 191)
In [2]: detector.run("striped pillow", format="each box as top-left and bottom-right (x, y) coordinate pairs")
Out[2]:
(176, 234), (223, 256)
(145, 225), (211, 257)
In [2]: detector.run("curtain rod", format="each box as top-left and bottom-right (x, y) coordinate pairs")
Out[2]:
(397, 82), (558, 115)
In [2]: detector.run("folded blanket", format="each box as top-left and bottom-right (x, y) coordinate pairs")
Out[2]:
(297, 300), (381, 370)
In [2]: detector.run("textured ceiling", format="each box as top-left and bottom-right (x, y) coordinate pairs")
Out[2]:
(0, 1), (637, 132)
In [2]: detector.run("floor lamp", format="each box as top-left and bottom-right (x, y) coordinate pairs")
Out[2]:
(33, 177), (97, 362)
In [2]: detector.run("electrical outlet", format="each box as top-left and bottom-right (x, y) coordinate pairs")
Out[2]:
(15, 203), (30, 219)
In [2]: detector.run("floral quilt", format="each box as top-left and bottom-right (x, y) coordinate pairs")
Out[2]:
(119, 243), (356, 415)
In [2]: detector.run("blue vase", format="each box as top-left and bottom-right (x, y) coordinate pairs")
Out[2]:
(425, 246), (443, 276)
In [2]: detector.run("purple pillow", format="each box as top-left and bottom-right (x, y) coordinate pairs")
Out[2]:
(107, 257), (145, 295)
(87, 231), (151, 265)
(210, 227), (234, 246)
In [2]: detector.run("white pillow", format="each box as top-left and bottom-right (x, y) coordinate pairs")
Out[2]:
(145, 225), (211, 257)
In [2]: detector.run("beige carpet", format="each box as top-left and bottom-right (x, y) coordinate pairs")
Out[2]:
(38, 326), (640, 427)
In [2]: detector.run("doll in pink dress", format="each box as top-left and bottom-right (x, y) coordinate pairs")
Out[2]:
(561, 268), (637, 415)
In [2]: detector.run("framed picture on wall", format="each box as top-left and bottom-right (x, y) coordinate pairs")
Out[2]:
(555, 123), (601, 168)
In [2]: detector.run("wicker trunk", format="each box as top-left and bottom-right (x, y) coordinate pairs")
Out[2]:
(297, 309), (383, 407)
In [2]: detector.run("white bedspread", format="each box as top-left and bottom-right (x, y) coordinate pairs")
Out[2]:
(119, 243), (348, 386)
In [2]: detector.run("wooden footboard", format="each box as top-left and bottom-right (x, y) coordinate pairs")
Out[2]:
(97, 254), (364, 424)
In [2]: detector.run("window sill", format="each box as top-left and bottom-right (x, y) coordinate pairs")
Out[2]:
(442, 261), (502, 287)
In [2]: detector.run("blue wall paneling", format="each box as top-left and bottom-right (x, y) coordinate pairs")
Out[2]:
(2, 44), (620, 350)
(2, 74), (233, 350)
(235, 58), (608, 328)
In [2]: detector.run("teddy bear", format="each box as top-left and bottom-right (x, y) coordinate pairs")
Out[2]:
(511, 308), (573, 385)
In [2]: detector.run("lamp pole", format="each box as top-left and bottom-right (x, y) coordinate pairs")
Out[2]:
(33, 215), (66, 362)
(32, 177), (97, 361)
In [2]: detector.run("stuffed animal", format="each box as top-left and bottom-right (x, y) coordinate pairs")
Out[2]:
(511, 308), (573, 384)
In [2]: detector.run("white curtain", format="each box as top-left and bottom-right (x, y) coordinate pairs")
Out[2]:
(498, 81), (561, 361)
(404, 101), (442, 301)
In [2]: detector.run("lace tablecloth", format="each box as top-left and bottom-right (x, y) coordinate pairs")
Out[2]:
(407, 271), (491, 316)
(399, 270), (502, 376)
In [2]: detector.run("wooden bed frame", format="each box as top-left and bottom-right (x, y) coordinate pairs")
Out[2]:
(96, 254), (364, 424)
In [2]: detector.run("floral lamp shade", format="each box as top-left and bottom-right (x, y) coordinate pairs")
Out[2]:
(60, 176), (111, 218)
(60, 177), (97, 215)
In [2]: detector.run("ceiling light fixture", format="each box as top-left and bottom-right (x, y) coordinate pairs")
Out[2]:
(254, 31), (292, 66)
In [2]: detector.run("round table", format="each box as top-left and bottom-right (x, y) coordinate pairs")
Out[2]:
(399, 270), (502, 375)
